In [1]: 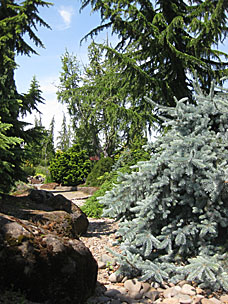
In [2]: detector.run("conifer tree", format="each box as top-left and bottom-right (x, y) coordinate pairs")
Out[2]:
(80, 0), (228, 107)
(56, 113), (71, 152)
(100, 79), (228, 291)
(0, 0), (51, 192)
(58, 43), (154, 157)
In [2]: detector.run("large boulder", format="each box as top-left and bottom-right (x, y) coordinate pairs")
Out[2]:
(0, 192), (97, 303)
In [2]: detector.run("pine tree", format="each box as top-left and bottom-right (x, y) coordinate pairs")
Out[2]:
(80, 0), (228, 107)
(100, 79), (228, 291)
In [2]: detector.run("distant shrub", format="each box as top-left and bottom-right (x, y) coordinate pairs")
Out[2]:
(82, 146), (150, 218)
(49, 144), (92, 186)
(22, 162), (36, 178)
(85, 157), (114, 187)
(34, 166), (54, 184)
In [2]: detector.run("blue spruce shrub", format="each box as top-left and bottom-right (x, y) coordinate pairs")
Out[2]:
(99, 81), (228, 291)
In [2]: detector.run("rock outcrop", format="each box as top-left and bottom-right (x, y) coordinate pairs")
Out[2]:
(0, 190), (97, 303)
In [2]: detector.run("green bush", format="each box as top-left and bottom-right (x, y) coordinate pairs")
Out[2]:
(85, 157), (114, 186)
(49, 144), (92, 186)
(82, 146), (150, 218)
(22, 162), (36, 178)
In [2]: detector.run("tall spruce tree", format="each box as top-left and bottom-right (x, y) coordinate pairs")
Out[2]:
(0, 0), (51, 192)
(80, 0), (228, 107)
(100, 79), (228, 291)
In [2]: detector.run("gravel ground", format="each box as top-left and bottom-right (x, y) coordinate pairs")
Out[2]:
(48, 190), (228, 304)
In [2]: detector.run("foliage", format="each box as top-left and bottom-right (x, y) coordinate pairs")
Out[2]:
(56, 113), (72, 152)
(82, 143), (150, 218)
(85, 157), (114, 186)
(80, 0), (228, 109)
(57, 43), (155, 157)
(0, 0), (51, 193)
(0, 119), (23, 193)
(49, 144), (92, 186)
(99, 80), (228, 291)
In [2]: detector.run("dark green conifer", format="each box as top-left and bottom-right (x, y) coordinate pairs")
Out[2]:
(0, 0), (51, 192)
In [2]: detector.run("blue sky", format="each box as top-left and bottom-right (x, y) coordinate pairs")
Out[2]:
(15, 0), (110, 142)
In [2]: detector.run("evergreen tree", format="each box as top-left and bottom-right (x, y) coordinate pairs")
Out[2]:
(0, 0), (51, 192)
(56, 113), (71, 152)
(58, 43), (153, 157)
(100, 79), (228, 291)
(44, 116), (55, 164)
(80, 0), (228, 107)
(0, 119), (23, 193)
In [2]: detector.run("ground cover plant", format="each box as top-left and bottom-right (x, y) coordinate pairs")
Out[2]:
(99, 80), (228, 291)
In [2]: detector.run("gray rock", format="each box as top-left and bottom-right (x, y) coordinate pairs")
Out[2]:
(209, 297), (222, 304)
(177, 293), (192, 304)
(101, 253), (116, 266)
(95, 295), (111, 303)
(128, 290), (143, 300)
(181, 283), (196, 296)
(104, 289), (121, 298)
(109, 272), (124, 283)
(28, 189), (54, 203)
(161, 298), (180, 304)
(140, 282), (151, 294)
(0, 195), (97, 304)
(110, 300), (122, 304)
(98, 261), (106, 269)
(124, 279), (142, 293)
(163, 287), (180, 298)
(144, 290), (160, 301)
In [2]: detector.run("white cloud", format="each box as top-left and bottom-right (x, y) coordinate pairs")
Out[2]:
(58, 6), (75, 30)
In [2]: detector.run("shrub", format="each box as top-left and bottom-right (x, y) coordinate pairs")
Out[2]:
(99, 81), (228, 291)
(82, 146), (150, 218)
(85, 157), (114, 186)
(49, 144), (92, 186)
(22, 161), (36, 178)
(32, 166), (54, 184)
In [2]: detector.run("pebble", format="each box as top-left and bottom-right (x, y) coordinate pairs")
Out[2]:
(163, 287), (180, 298)
(220, 295), (228, 303)
(109, 272), (124, 283)
(177, 293), (192, 303)
(101, 253), (116, 266)
(104, 288), (121, 298)
(124, 279), (142, 293)
(80, 216), (228, 304)
(181, 284), (196, 296)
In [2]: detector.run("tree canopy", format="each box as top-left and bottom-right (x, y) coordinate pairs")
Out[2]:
(57, 43), (154, 157)
(80, 0), (228, 107)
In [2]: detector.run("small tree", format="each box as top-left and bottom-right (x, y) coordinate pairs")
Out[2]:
(49, 144), (92, 186)
(100, 80), (228, 291)
(56, 113), (71, 152)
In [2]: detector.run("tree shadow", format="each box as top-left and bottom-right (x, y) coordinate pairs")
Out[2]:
(84, 219), (117, 238)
